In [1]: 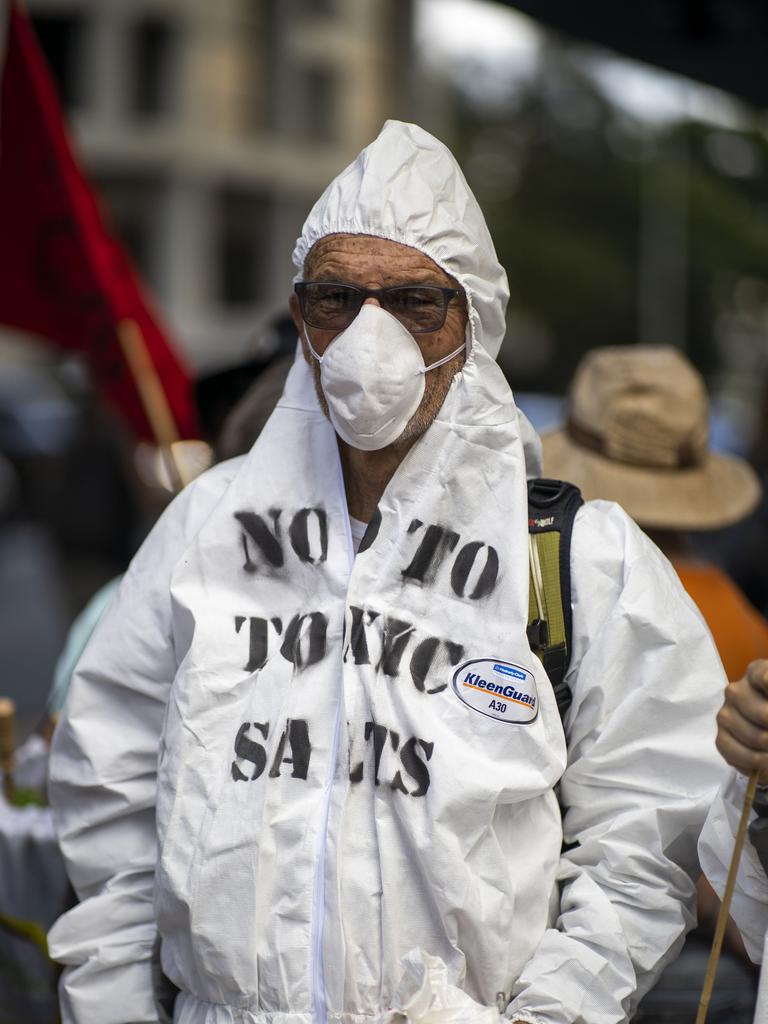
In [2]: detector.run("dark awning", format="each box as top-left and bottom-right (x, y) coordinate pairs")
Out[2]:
(499, 0), (768, 108)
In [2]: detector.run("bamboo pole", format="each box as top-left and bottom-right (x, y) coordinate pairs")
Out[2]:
(695, 768), (760, 1024)
(116, 318), (190, 492)
(0, 697), (16, 802)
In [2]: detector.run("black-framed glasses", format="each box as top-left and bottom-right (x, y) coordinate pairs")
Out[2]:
(294, 281), (463, 334)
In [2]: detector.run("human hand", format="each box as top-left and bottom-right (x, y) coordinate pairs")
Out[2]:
(716, 660), (768, 783)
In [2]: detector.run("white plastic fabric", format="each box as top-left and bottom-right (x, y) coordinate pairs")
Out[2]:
(293, 120), (508, 361)
(393, 951), (501, 1023)
(699, 770), (768, 1021)
(49, 121), (726, 1024)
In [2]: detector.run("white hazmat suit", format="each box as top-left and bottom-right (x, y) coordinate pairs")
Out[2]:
(49, 121), (726, 1024)
(699, 772), (768, 1023)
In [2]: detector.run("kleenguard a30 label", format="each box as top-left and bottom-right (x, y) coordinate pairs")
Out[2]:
(451, 658), (538, 725)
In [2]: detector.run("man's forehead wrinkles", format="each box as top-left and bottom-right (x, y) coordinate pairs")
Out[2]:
(308, 246), (458, 290)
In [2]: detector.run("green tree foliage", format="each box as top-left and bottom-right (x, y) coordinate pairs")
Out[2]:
(438, 42), (768, 393)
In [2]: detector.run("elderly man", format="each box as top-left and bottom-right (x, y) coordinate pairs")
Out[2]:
(49, 122), (725, 1024)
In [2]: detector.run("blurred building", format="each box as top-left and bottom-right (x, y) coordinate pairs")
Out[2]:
(26, 0), (415, 372)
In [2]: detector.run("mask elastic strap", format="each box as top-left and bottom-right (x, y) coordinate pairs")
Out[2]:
(420, 341), (465, 375)
(302, 326), (324, 364)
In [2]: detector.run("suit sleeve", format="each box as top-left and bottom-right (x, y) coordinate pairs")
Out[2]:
(508, 500), (728, 1024)
(47, 463), (238, 1024)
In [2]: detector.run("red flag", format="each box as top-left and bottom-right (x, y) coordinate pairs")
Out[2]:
(0, 3), (199, 440)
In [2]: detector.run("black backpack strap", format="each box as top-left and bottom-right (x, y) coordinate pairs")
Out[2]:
(526, 478), (584, 722)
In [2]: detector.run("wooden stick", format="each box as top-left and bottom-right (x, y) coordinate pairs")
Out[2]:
(116, 319), (190, 492)
(0, 697), (16, 802)
(695, 768), (760, 1024)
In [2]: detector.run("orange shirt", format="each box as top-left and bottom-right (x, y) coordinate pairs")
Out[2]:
(673, 560), (768, 681)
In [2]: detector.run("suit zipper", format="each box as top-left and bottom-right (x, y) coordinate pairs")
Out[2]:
(310, 460), (354, 1024)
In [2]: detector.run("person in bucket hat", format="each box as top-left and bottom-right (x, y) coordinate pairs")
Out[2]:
(544, 345), (768, 1022)
(543, 345), (768, 681)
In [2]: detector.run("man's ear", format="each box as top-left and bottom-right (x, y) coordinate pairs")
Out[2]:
(289, 293), (311, 365)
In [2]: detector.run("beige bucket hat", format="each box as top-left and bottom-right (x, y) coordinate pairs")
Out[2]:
(541, 345), (761, 530)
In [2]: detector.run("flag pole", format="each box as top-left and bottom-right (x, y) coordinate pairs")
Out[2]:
(695, 768), (760, 1024)
(116, 318), (190, 492)
(0, 698), (16, 802)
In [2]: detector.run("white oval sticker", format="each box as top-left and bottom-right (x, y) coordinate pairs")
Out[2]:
(451, 658), (538, 725)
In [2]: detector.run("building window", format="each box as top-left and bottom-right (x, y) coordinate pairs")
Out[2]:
(254, 0), (281, 133)
(95, 175), (163, 292)
(295, 0), (336, 14)
(298, 66), (336, 143)
(129, 18), (176, 118)
(30, 14), (86, 111)
(217, 190), (270, 306)
(255, 3), (336, 140)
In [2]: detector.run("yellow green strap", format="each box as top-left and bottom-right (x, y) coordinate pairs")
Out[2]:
(528, 530), (566, 650)
(0, 910), (49, 958)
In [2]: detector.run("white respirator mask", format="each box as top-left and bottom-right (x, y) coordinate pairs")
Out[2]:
(304, 303), (465, 451)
